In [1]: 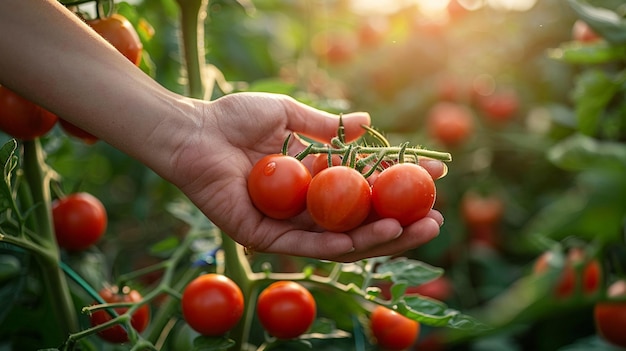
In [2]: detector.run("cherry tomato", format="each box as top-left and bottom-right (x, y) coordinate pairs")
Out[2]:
(181, 274), (244, 336)
(426, 101), (474, 147)
(0, 86), (58, 140)
(371, 163), (436, 226)
(460, 190), (504, 228)
(247, 154), (312, 219)
(52, 192), (107, 251)
(478, 90), (519, 124)
(370, 305), (420, 351)
(86, 14), (143, 66)
(256, 281), (316, 339)
(533, 248), (601, 299)
(89, 286), (150, 343)
(59, 119), (98, 144)
(306, 166), (371, 232)
(594, 280), (626, 348)
(572, 19), (601, 43)
(311, 153), (342, 176)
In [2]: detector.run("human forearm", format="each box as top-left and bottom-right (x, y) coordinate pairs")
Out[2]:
(0, 0), (192, 174)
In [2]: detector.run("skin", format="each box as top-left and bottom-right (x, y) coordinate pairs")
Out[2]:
(0, 0), (445, 262)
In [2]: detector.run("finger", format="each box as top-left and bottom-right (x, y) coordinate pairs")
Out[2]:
(335, 215), (441, 262)
(419, 158), (448, 180)
(265, 229), (356, 259)
(281, 97), (371, 143)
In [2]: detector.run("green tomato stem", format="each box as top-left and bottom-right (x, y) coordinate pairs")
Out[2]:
(176, 0), (209, 99)
(22, 140), (79, 337)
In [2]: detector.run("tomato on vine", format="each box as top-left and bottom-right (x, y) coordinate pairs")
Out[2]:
(52, 192), (107, 251)
(247, 154), (312, 219)
(533, 247), (601, 299)
(371, 163), (436, 226)
(86, 13), (143, 66)
(89, 286), (150, 343)
(0, 85), (58, 140)
(181, 274), (244, 336)
(306, 165), (371, 232)
(370, 305), (420, 351)
(256, 281), (316, 339)
(594, 280), (626, 348)
(426, 101), (474, 147)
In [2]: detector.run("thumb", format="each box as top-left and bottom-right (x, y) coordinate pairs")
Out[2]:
(283, 97), (371, 143)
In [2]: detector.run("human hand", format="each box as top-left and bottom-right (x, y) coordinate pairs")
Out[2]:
(167, 92), (446, 262)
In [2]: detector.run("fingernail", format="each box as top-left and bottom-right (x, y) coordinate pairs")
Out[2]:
(392, 227), (403, 240)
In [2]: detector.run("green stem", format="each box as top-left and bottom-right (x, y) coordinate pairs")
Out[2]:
(22, 140), (79, 336)
(176, 0), (209, 99)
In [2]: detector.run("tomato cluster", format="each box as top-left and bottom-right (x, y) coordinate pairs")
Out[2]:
(248, 151), (437, 232)
(533, 247), (602, 299)
(89, 286), (151, 343)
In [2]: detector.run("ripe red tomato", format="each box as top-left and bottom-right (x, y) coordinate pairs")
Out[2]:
(370, 305), (420, 351)
(426, 101), (474, 147)
(311, 153), (342, 176)
(306, 166), (371, 232)
(572, 19), (601, 43)
(460, 191), (504, 228)
(59, 119), (98, 144)
(0, 86), (58, 140)
(371, 163), (436, 226)
(247, 154), (312, 219)
(477, 90), (519, 124)
(90, 286), (150, 343)
(256, 281), (316, 339)
(181, 274), (244, 336)
(52, 192), (107, 251)
(594, 280), (626, 348)
(86, 14), (143, 66)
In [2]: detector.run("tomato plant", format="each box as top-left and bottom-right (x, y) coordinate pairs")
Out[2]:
(370, 305), (420, 351)
(426, 101), (474, 147)
(306, 165), (371, 232)
(52, 192), (107, 251)
(247, 154), (312, 219)
(533, 247), (602, 299)
(0, 85), (58, 140)
(86, 13), (143, 66)
(89, 286), (150, 343)
(371, 163), (436, 226)
(256, 281), (316, 339)
(595, 280), (626, 348)
(181, 273), (244, 336)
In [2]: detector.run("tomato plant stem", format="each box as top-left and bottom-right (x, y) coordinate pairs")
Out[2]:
(22, 140), (79, 336)
(176, 0), (209, 99)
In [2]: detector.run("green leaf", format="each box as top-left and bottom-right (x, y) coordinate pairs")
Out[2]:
(166, 199), (216, 231)
(400, 296), (490, 331)
(375, 257), (443, 286)
(191, 335), (236, 351)
(572, 69), (620, 136)
(568, 0), (626, 45)
(548, 133), (626, 172)
(548, 41), (626, 65)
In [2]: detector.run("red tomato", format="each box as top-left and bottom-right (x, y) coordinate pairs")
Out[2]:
(256, 281), (316, 339)
(533, 248), (601, 299)
(594, 280), (626, 348)
(311, 153), (342, 176)
(306, 166), (371, 232)
(52, 192), (107, 251)
(478, 90), (519, 124)
(247, 154), (312, 219)
(357, 16), (389, 48)
(370, 305), (420, 351)
(86, 14), (143, 66)
(426, 101), (474, 147)
(460, 191), (504, 228)
(371, 163), (436, 226)
(59, 119), (98, 144)
(0, 86), (58, 140)
(89, 286), (150, 343)
(181, 274), (244, 336)
(572, 19), (601, 43)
